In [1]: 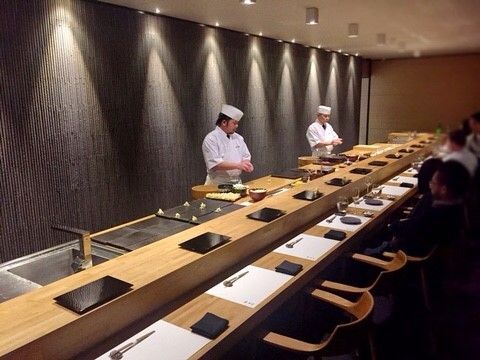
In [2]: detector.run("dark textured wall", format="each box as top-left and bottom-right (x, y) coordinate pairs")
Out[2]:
(0, 0), (361, 262)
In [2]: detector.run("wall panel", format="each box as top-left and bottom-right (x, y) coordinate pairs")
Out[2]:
(0, 0), (361, 261)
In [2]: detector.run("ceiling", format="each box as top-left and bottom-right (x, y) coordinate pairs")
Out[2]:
(99, 0), (480, 59)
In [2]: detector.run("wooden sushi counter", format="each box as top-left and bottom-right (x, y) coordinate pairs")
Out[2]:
(0, 134), (434, 359)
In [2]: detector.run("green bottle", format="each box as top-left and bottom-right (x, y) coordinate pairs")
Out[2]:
(435, 123), (443, 137)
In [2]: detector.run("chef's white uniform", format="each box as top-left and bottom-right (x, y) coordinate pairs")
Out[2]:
(202, 126), (251, 185)
(306, 121), (340, 157)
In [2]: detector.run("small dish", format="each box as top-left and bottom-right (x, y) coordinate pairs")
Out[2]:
(249, 188), (267, 202)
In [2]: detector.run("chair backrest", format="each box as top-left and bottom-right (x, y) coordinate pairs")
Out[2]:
(319, 290), (374, 356)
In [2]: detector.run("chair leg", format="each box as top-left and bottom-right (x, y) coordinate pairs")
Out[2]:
(368, 331), (377, 360)
(420, 267), (431, 311)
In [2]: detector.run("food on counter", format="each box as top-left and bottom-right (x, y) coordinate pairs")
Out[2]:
(206, 192), (241, 202)
(191, 216), (198, 222)
(183, 201), (190, 207)
(156, 208), (164, 215)
(214, 207), (222, 213)
(249, 188), (268, 202)
(175, 213), (181, 219)
(199, 202), (207, 210)
(292, 180), (304, 187)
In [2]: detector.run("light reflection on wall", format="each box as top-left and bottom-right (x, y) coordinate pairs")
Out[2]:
(346, 57), (357, 125)
(200, 29), (226, 124)
(34, 3), (101, 192)
(246, 38), (268, 168)
(143, 20), (184, 164)
(325, 53), (340, 129)
(304, 50), (321, 121)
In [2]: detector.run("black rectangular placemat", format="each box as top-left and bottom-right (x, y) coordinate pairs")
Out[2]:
(386, 154), (403, 159)
(325, 178), (351, 187)
(271, 169), (307, 179)
(179, 232), (231, 254)
(247, 207), (286, 222)
(368, 160), (388, 166)
(54, 276), (133, 314)
(349, 168), (372, 175)
(293, 190), (323, 201)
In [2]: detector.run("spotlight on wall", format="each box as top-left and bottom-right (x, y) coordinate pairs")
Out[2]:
(259, 32), (263, 36)
(306, 7), (319, 25)
(348, 23), (359, 38)
(292, 39), (296, 43)
(155, 8), (160, 14)
(240, 0), (256, 5)
(376, 33), (386, 46)
(215, 21), (220, 27)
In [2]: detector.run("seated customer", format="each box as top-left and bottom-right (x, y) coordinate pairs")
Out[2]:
(366, 161), (469, 257)
(443, 129), (478, 177)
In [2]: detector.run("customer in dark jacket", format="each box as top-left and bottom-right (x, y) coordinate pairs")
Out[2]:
(389, 161), (470, 256)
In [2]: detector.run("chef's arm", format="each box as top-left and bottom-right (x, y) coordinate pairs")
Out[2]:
(313, 138), (342, 148)
(212, 160), (253, 172)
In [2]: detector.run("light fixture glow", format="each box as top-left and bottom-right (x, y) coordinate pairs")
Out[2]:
(348, 23), (359, 38)
(240, 0), (256, 5)
(259, 32), (263, 36)
(155, 8), (160, 14)
(338, 49), (342, 53)
(215, 21), (220, 27)
(317, 44), (322, 49)
(376, 33), (386, 46)
(277, 39), (283, 43)
(245, 33), (250, 36)
(306, 7), (319, 25)
(138, 10), (144, 14)
(292, 39), (296, 43)
(355, 52), (359, 56)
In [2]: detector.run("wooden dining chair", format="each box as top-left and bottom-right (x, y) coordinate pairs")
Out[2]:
(260, 289), (374, 358)
(316, 250), (408, 295)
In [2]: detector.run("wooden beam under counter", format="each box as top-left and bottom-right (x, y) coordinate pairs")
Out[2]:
(0, 134), (434, 359)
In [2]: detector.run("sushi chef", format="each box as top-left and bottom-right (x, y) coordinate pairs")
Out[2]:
(306, 105), (343, 157)
(202, 104), (254, 185)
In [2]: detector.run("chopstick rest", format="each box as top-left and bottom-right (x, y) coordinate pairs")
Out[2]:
(275, 260), (303, 276)
(324, 230), (346, 241)
(191, 312), (229, 339)
(400, 182), (414, 188)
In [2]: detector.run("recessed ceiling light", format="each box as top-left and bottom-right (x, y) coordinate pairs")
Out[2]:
(138, 11), (144, 14)
(292, 39), (296, 43)
(259, 32), (263, 36)
(317, 45), (322, 49)
(199, 24), (205, 27)
(245, 33), (250, 36)
(348, 23), (359, 38)
(240, 0), (256, 5)
(306, 7), (319, 25)
(155, 8), (160, 14)
(338, 49), (342, 53)
(215, 22), (220, 27)
(355, 52), (359, 56)
(277, 39), (283, 43)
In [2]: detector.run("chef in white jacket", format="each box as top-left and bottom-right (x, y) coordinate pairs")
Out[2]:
(202, 104), (254, 185)
(306, 105), (343, 157)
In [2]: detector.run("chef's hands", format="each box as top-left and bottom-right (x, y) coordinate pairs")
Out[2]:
(332, 138), (343, 146)
(238, 160), (254, 172)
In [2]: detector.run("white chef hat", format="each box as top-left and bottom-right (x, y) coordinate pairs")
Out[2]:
(317, 105), (331, 115)
(221, 104), (244, 121)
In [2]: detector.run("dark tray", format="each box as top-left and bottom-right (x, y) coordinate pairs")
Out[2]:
(194, 204), (244, 224)
(349, 168), (372, 175)
(386, 154), (403, 159)
(158, 199), (233, 223)
(325, 178), (352, 187)
(271, 169), (308, 179)
(179, 232), (231, 254)
(411, 144), (425, 148)
(54, 276), (133, 314)
(368, 160), (388, 166)
(293, 190), (323, 201)
(317, 154), (347, 164)
(399, 148), (414, 153)
(247, 207), (286, 222)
